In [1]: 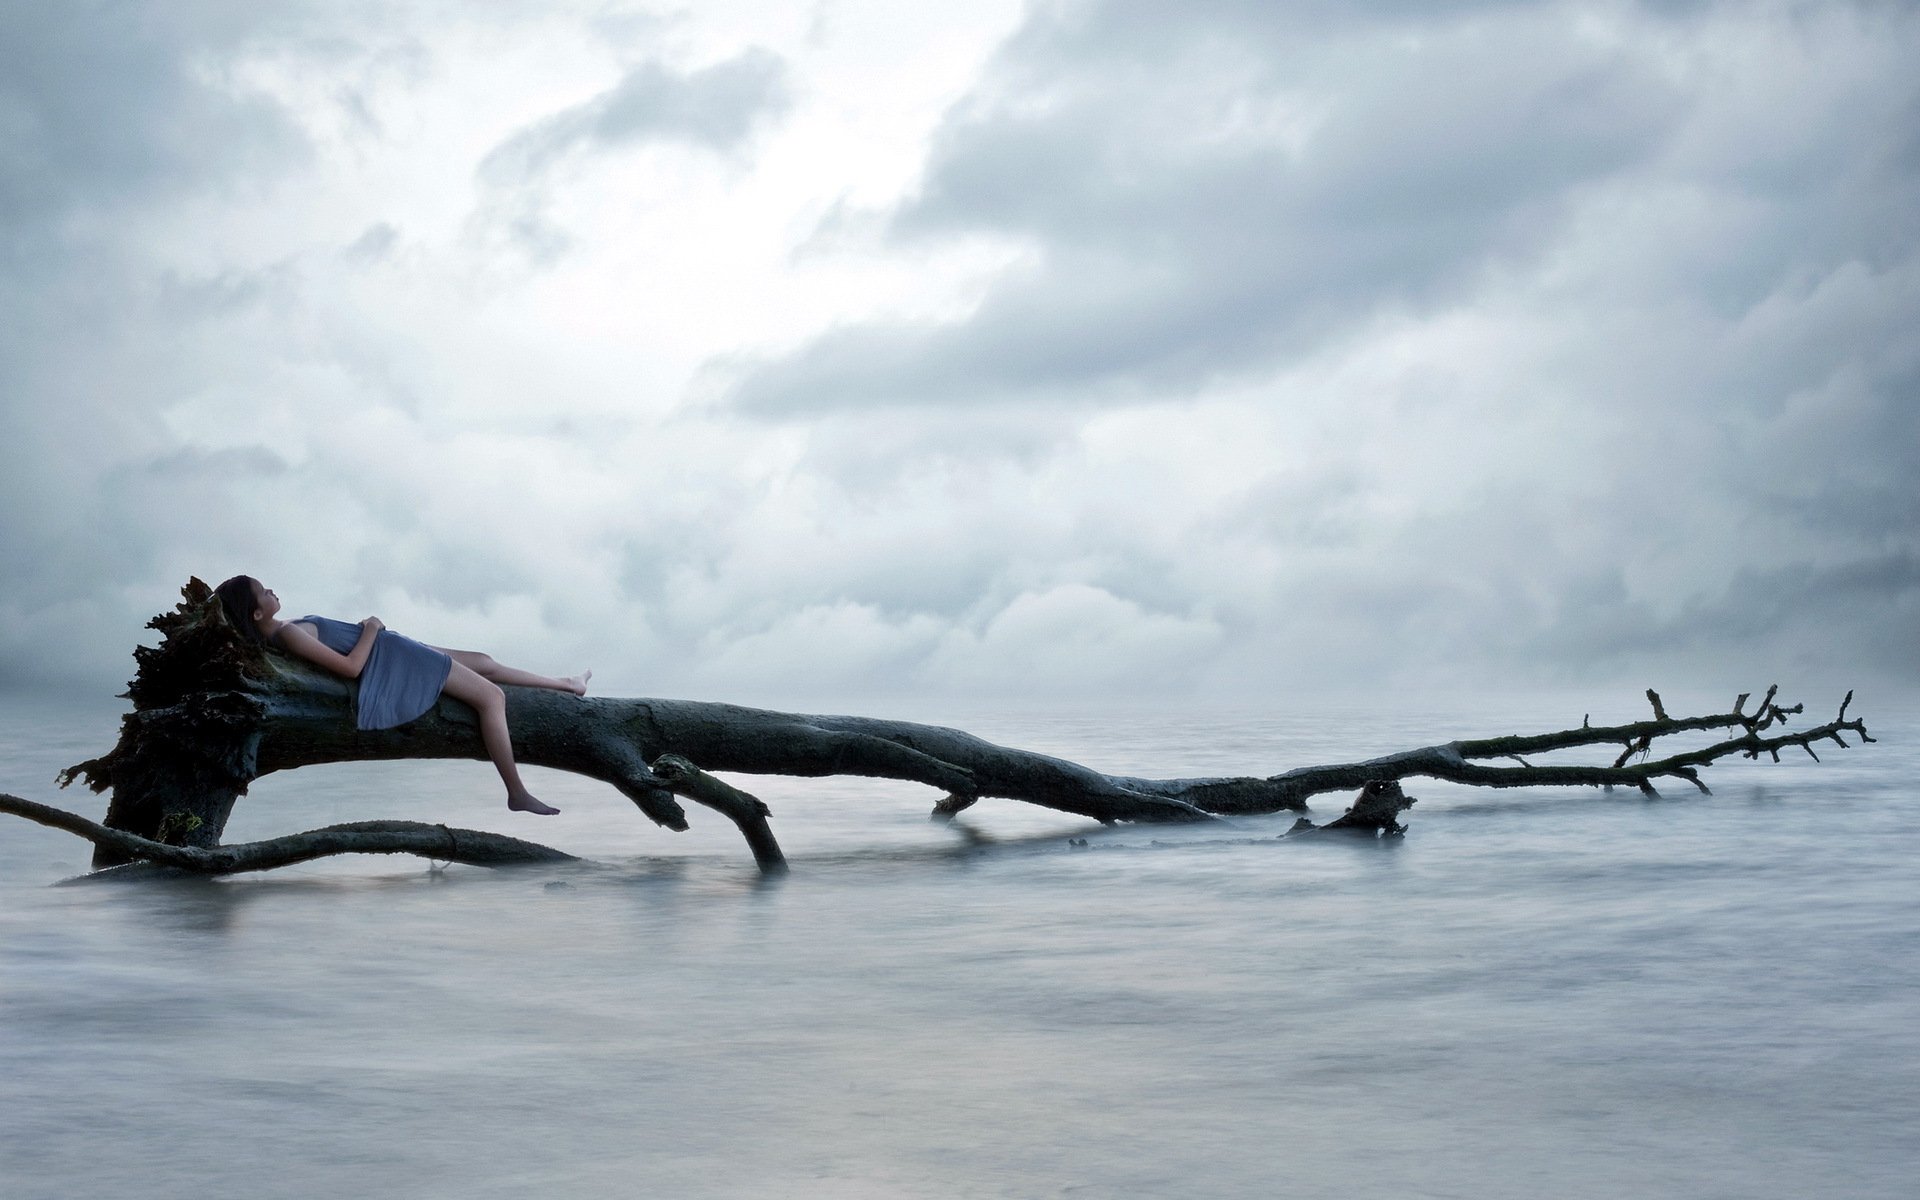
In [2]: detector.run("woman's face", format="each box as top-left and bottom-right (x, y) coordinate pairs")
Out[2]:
(249, 579), (281, 621)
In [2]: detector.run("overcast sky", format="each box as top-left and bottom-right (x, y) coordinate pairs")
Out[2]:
(2, 0), (1914, 709)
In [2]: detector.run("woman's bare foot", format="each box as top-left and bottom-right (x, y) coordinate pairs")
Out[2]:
(508, 792), (560, 815)
(564, 669), (592, 697)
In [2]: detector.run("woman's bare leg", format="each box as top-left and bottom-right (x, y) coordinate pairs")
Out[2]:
(433, 649), (590, 696)
(440, 661), (558, 814)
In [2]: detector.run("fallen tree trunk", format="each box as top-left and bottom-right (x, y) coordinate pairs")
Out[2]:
(26, 581), (1879, 876)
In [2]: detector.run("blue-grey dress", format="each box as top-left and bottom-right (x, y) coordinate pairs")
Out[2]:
(293, 615), (454, 731)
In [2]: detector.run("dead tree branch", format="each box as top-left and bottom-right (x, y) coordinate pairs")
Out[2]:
(649, 755), (787, 875)
(1, 792), (575, 875)
(1223, 687), (1872, 807)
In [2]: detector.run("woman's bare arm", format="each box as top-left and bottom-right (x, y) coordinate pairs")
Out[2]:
(276, 618), (383, 680)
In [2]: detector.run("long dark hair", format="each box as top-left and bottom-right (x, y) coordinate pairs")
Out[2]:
(214, 575), (267, 644)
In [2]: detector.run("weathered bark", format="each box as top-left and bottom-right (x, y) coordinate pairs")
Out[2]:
(25, 581), (1880, 876)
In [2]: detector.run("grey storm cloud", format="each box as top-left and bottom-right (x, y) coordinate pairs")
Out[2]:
(1537, 551), (1920, 684)
(722, 0), (1918, 419)
(478, 49), (792, 186)
(726, 0), (1683, 413)
(0, 3), (307, 228)
(0, 2), (311, 655)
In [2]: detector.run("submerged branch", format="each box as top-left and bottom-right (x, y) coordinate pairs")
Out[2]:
(0, 792), (575, 876)
(649, 754), (787, 875)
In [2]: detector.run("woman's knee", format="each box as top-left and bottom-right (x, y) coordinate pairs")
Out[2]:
(444, 662), (503, 709)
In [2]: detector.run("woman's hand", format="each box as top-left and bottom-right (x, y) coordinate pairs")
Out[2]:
(277, 619), (378, 680)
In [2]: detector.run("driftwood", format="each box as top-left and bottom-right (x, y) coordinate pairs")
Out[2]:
(7, 580), (1879, 877)
(0, 792), (575, 878)
(1290, 779), (1419, 837)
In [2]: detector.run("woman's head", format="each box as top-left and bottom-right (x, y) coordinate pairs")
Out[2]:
(214, 575), (276, 642)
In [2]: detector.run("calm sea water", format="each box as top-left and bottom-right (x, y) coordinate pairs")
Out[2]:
(2, 689), (1915, 1199)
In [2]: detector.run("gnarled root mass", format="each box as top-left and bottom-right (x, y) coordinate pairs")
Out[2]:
(1, 581), (1880, 877)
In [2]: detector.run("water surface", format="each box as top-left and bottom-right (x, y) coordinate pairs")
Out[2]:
(2, 690), (1915, 1198)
